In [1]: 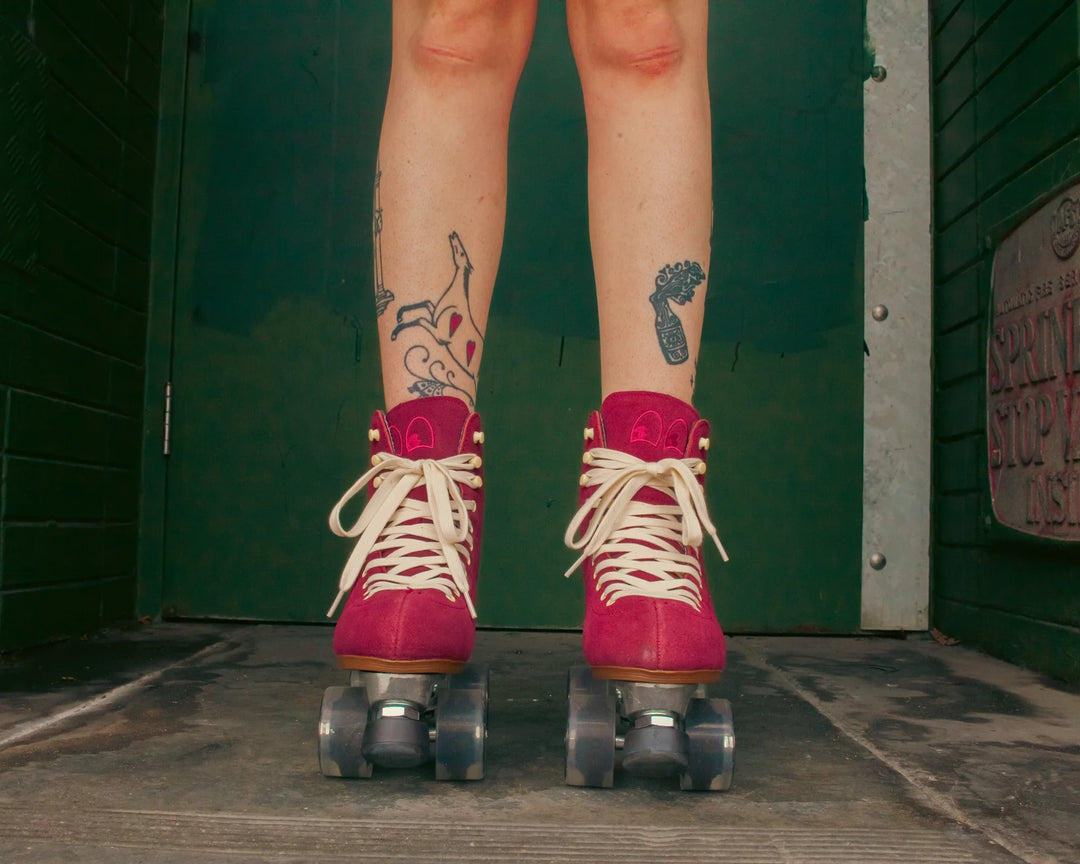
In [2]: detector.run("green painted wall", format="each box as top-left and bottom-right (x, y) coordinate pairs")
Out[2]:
(932, 0), (1080, 681)
(1, 0), (869, 645)
(0, 0), (163, 650)
(157, 0), (866, 631)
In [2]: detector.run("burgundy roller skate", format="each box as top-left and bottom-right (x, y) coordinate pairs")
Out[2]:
(318, 397), (488, 781)
(562, 391), (735, 790)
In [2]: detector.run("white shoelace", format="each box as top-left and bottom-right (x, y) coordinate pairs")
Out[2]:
(564, 447), (729, 611)
(326, 452), (482, 619)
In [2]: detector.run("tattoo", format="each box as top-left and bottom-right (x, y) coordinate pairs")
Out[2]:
(403, 345), (474, 406)
(392, 232), (484, 408)
(650, 261), (705, 365)
(373, 158), (394, 317)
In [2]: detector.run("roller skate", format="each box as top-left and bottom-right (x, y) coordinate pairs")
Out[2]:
(318, 397), (488, 781)
(563, 391), (735, 791)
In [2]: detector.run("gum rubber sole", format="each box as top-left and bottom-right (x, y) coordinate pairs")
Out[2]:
(589, 666), (723, 684)
(337, 655), (466, 674)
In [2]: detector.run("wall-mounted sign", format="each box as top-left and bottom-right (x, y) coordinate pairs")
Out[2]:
(987, 183), (1080, 540)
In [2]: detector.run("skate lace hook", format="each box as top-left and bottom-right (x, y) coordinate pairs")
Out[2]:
(326, 453), (479, 619)
(563, 449), (729, 598)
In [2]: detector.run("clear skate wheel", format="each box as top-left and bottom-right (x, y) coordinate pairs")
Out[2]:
(318, 685), (374, 778)
(447, 663), (488, 693)
(679, 697), (735, 792)
(434, 665), (488, 781)
(567, 665), (611, 697)
(565, 688), (618, 788)
(621, 711), (690, 778)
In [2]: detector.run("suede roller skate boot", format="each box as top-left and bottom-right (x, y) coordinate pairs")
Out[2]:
(318, 396), (488, 782)
(562, 391), (735, 791)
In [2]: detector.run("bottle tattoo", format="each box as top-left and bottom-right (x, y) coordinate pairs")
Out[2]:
(650, 261), (705, 364)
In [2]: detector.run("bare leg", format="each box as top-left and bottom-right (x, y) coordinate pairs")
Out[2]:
(375, 0), (536, 411)
(566, 0), (712, 402)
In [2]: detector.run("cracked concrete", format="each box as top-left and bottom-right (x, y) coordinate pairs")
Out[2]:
(0, 625), (1076, 863)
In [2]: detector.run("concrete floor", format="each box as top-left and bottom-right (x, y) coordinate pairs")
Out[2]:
(0, 624), (1077, 863)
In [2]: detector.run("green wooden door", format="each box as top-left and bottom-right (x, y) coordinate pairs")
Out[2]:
(162, 0), (865, 631)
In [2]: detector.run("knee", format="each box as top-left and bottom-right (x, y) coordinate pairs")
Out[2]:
(409, 0), (534, 79)
(570, 0), (689, 80)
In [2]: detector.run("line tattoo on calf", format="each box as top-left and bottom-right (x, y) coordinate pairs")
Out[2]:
(403, 345), (470, 402)
(372, 158), (394, 317)
(650, 261), (706, 365)
(391, 232), (484, 408)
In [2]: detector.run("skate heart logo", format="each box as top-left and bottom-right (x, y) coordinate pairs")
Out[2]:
(631, 411), (689, 455)
(388, 417), (436, 456)
(392, 232), (484, 407)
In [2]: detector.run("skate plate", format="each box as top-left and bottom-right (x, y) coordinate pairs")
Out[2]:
(319, 665), (488, 781)
(564, 666), (734, 791)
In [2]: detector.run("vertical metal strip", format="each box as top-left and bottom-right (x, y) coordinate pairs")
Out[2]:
(861, 0), (933, 630)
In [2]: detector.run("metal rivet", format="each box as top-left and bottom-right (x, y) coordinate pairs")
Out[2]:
(634, 711), (677, 729)
(869, 552), (887, 570)
(872, 304), (889, 322)
(376, 702), (421, 721)
(870, 65), (887, 82)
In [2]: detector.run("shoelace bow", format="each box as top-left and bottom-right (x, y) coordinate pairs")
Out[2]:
(564, 447), (729, 611)
(327, 452), (481, 619)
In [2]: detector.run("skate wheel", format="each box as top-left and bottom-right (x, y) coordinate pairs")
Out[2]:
(434, 666), (488, 781)
(567, 665), (610, 697)
(565, 690), (617, 788)
(679, 697), (735, 791)
(448, 663), (488, 692)
(318, 686), (374, 778)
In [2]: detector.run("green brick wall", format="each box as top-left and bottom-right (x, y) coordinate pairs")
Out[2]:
(0, 0), (163, 650)
(932, 0), (1080, 682)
